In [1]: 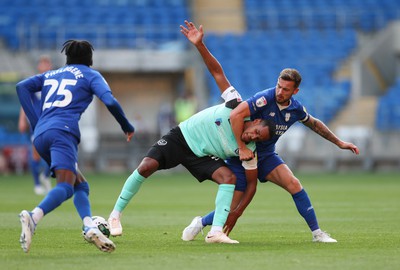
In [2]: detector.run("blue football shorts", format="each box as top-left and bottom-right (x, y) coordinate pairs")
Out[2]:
(33, 129), (79, 175)
(226, 152), (285, 192)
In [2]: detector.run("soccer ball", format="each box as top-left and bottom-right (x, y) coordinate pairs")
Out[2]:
(82, 216), (111, 238)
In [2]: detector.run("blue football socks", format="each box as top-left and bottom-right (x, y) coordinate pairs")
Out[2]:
(73, 181), (91, 220)
(292, 189), (319, 231)
(201, 211), (215, 227)
(38, 182), (74, 215)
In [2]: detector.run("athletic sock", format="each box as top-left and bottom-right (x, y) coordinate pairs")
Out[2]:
(73, 181), (91, 220)
(38, 182), (74, 215)
(109, 209), (121, 219)
(201, 211), (215, 227)
(211, 184), (235, 231)
(31, 207), (44, 224)
(83, 216), (95, 227)
(292, 189), (319, 231)
(312, 228), (322, 236)
(113, 170), (145, 212)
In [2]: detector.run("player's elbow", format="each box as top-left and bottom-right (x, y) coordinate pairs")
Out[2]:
(101, 93), (117, 107)
(230, 102), (250, 120)
(15, 81), (25, 95)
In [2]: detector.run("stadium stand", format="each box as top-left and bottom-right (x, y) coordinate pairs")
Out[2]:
(204, 29), (355, 123)
(0, 0), (190, 50)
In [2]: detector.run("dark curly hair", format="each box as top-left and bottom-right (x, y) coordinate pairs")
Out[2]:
(61, 40), (94, 66)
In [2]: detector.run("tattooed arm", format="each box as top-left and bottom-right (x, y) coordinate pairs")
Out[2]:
(303, 115), (360, 154)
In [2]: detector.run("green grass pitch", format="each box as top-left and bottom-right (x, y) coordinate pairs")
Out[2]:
(1, 171), (399, 270)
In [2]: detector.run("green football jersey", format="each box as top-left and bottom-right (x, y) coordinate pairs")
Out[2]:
(179, 88), (255, 160)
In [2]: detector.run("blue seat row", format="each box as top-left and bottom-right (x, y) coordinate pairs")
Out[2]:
(244, 0), (400, 32)
(204, 29), (354, 124)
(0, 2), (190, 50)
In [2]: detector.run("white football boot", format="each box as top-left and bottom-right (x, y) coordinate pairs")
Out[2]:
(181, 216), (204, 241)
(205, 231), (239, 244)
(312, 230), (337, 243)
(83, 226), (116, 252)
(19, 210), (36, 253)
(108, 217), (123, 237)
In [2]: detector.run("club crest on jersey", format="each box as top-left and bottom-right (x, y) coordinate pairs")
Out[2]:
(157, 139), (167, 146)
(269, 112), (275, 117)
(256, 97), (267, 107)
(215, 118), (222, 126)
(285, 113), (291, 122)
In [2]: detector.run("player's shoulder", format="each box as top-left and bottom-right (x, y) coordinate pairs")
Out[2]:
(290, 97), (306, 110)
(247, 87), (275, 109)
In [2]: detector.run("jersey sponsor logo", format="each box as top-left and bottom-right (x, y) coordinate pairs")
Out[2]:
(215, 118), (222, 126)
(157, 139), (167, 146)
(276, 124), (288, 135)
(285, 112), (291, 122)
(256, 96), (267, 107)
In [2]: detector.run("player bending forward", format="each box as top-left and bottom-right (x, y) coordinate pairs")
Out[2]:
(107, 22), (275, 244)
(180, 21), (359, 243)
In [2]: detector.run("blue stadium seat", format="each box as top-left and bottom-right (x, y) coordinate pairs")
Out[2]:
(0, 0), (190, 50)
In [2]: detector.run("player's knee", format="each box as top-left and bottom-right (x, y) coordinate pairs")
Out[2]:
(288, 177), (302, 193)
(137, 157), (158, 177)
(74, 181), (89, 195)
(220, 171), (236, 185)
(58, 182), (74, 199)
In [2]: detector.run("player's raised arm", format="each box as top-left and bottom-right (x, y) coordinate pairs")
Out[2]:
(303, 115), (360, 154)
(180, 20), (231, 94)
(230, 102), (254, 161)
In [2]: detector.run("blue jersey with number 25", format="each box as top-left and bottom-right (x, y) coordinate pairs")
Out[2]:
(17, 64), (121, 142)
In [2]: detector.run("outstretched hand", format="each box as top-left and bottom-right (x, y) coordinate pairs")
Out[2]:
(180, 20), (204, 45)
(339, 141), (360, 155)
(126, 131), (134, 142)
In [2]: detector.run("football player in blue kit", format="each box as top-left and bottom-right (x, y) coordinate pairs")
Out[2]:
(18, 55), (53, 195)
(16, 40), (135, 253)
(107, 21), (275, 244)
(181, 22), (360, 243)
